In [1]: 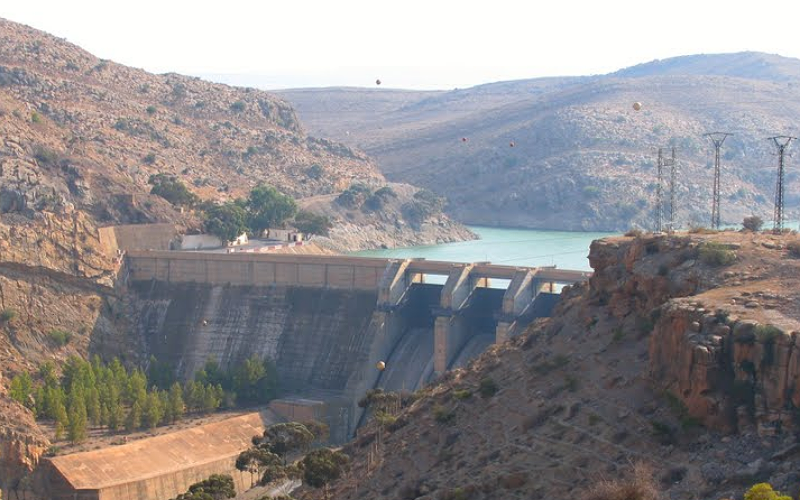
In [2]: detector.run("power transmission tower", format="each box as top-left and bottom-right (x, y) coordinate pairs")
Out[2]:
(655, 148), (665, 232)
(704, 132), (732, 230)
(768, 136), (795, 233)
(654, 147), (676, 233)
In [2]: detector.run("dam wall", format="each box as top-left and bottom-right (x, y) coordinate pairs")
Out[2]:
(126, 251), (387, 289)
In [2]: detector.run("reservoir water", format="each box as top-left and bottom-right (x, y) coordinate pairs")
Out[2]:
(352, 226), (616, 272)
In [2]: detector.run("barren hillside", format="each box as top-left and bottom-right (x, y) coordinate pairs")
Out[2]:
(279, 52), (800, 231)
(305, 231), (800, 500)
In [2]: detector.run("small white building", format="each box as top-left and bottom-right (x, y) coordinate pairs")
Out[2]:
(265, 228), (303, 242)
(180, 232), (248, 250)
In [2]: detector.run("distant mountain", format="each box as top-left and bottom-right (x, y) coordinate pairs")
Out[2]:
(278, 52), (800, 231)
(612, 51), (800, 81)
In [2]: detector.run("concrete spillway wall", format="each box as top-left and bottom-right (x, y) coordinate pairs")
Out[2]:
(133, 281), (378, 392)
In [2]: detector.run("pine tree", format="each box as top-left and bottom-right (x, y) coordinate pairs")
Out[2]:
(144, 391), (163, 429)
(108, 401), (125, 432)
(67, 396), (88, 444)
(87, 387), (102, 427)
(54, 399), (68, 440)
(9, 372), (33, 407)
(126, 400), (142, 432)
(168, 382), (185, 423)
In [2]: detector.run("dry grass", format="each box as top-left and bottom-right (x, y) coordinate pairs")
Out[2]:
(581, 463), (658, 500)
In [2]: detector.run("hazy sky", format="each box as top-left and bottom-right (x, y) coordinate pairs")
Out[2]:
(2, 0), (800, 90)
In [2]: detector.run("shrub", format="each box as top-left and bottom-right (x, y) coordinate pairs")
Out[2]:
(146, 105), (157, 115)
(31, 112), (42, 124)
(755, 324), (782, 343)
(698, 242), (736, 266)
(149, 174), (199, 207)
(305, 164), (324, 179)
(142, 153), (156, 165)
(48, 329), (73, 347)
(478, 377), (498, 398)
(0, 308), (16, 323)
(787, 240), (800, 258)
(33, 145), (60, 165)
(453, 389), (472, 400)
(625, 228), (643, 237)
(565, 375), (579, 392)
(293, 210), (331, 236)
(433, 405), (456, 425)
(581, 462), (658, 500)
(742, 215), (763, 232)
(743, 482), (792, 500)
(230, 101), (246, 113)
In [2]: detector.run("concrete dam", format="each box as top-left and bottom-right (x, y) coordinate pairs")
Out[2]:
(126, 251), (588, 439)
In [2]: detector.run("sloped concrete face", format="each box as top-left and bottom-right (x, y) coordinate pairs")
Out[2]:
(133, 281), (379, 391)
(43, 412), (273, 500)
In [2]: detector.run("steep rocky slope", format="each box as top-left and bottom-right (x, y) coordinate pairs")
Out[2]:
(309, 232), (800, 500)
(279, 52), (800, 231)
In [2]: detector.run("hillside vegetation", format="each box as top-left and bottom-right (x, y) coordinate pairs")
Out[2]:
(279, 52), (800, 231)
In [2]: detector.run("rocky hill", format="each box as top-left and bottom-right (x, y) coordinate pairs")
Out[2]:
(278, 52), (800, 231)
(308, 231), (800, 500)
(0, 17), (472, 495)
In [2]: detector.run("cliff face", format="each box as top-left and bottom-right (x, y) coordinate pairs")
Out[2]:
(314, 232), (800, 500)
(0, 397), (49, 499)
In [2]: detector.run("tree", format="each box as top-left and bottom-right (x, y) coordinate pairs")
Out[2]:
(171, 474), (236, 500)
(167, 382), (185, 423)
(233, 356), (277, 405)
(67, 395), (88, 443)
(259, 422), (314, 464)
(246, 184), (297, 234)
(87, 387), (102, 427)
(293, 210), (332, 237)
(235, 448), (282, 486)
(149, 173), (198, 207)
(204, 202), (248, 244)
(300, 448), (350, 488)
(126, 400), (142, 431)
(144, 391), (164, 429)
(743, 215), (764, 232)
(9, 372), (33, 407)
(53, 398), (68, 440)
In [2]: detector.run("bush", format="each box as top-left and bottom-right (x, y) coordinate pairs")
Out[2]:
(48, 329), (73, 347)
(624, 228), (643, 238)
(698, 242), (736, 266)
(433, 404), (456, 425)
(146, 105), (157, 115)
(787, 240), (800, 258)
(149, 174), (199, 207)
(33, 145), (60, 165)
(142, 153), (156, 165)
(742, 215), (764, 232)
(478, 377), (498, 398)
(743, 482), (792, 500)
(230, 101), (246, 113)
(0, 308), (16, 323)
(581, 462), (658, 500)
(31, 112), (42, 124)
(293, 210), (332, 236)
(305, 164), (324, 179)
(453, 389), (472, 400)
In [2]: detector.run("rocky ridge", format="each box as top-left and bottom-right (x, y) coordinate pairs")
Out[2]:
(279, 52), (800, 231)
